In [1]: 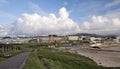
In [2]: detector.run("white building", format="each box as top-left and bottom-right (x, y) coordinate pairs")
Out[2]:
(90, 37), (102, 43)
(37, 36), (49, 43)
(54, 36), (65, 42)
(68, 36), (79, 41)
(0, 37), (32, 44)
(79, 36), (90, 41)
(115, 36), (120, 43)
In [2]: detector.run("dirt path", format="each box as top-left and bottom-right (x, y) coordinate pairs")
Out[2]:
(35, 49), (50, 69)
(0, 52), (30, 69)
(38, 56), (50, 69)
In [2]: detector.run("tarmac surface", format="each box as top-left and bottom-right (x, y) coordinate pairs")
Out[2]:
(69, 45), (120, 67)
(0, 52), (30, 69)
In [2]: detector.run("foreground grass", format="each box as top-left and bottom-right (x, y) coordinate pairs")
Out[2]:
(37, 48), (120, 69)
(0, 50), (23, 62)
(23, 52), (45, 69)
(20, 43), (120, 69)
(8, 50), (23, 56)
(0, 57), (6, 62)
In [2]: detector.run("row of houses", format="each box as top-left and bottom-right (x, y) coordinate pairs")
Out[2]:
(0, 35), (120, 44)
(37, 35), (67, 43)
(0, 37), (33, 44)
(68, 35), (120, 43)
(37, 35), (120, 44)
(115, 36), (120, 43)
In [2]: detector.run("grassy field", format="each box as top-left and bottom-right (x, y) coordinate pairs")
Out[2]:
(23, 52), (45, 69)
(37, 48), (103, 69)
(0, 43), (119, 69)
(0, 43), (24, 62)
(23, 47), (120, 69)
(0, 57), (6, 62)
(0, 50), (23, 62)
(8, 50), (23, 56)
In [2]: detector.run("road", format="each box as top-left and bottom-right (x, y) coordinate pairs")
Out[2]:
(0, 52), (30, 69)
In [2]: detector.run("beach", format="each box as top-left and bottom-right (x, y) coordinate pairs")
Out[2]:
(69, 45), (120, 67)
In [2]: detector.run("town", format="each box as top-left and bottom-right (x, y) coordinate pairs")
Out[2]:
(0, 33), (120, 68)
(0, 33), (120, 46)
(0, 0), (120, 69)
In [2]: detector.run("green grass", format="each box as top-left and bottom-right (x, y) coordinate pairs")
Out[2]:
(23, 52), (46, 69)
(10, 43), (120, 69)
(8, 50), (23, 56)
(0, 57), (6, 62)
(0, 49), (23, 61)
(37, 48), (120, 69)
(0, 50), (22, 62)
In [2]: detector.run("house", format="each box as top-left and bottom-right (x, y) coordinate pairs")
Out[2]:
(37, 36), (49, 43)
(54, 36), (65, 42)
(37, 35), (67, 43)
(103, 36), (116, 44)
(79, 35), (90, 41)
(67, 35), (79, 43)
(67, 36), (79, 41)
(0, 37), (32, 44)
(115, 36), (120, 43)
(90, 37), (102, 43)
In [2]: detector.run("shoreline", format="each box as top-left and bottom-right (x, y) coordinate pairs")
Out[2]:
(68, 46), (120, 67)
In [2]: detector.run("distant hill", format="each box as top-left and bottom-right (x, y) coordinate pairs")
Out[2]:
(68, 33), (117, 38)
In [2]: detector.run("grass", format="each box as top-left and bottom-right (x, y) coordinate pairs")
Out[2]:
(0, 50), (23, 62)
(0, 57), (6, 62)
(16, 43), (120, 69)
(8, 50), (23, 56)
(37, 48), (120, 69)
(23, 52), (46, 69)
(0, 50), (22, 62)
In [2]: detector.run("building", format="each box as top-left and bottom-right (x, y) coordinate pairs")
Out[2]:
(37, 36), (49, 43)
(90, 37), (102, 43)
(54, 36), (66, 42)
(115, 36), (120, 43)
(67, 36), (79, 41)
(37, 35), (67, 43)
(103, 36), (116, 44)
(0, 37), (32, 44)
(79, 35), (90, 41)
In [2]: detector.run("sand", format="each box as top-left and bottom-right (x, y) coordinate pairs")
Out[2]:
(69, 46), (120, 67)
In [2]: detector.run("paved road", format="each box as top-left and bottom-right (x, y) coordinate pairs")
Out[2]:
(0, 52), (30, 69)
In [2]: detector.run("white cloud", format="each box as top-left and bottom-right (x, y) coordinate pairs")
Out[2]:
(82, 9), (120, 35)
(59, 7), (69, 19)
(11, 7), (80, 36)
(105, 0), (120, 8)
(2, 6), (120, 36)
(0, 25), (8, 36)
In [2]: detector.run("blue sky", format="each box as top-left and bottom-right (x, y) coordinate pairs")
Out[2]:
(0, 0), (120, 36)
(0, 0), (119, 24)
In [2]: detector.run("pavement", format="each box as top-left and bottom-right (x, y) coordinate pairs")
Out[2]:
(69, 45), (120, 67)
(0, 52), (30, 69)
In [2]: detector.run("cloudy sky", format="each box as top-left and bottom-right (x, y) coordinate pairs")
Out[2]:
(0, 0), (120, 36)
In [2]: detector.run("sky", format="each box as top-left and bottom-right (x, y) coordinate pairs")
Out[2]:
(0, 0), (120, 36)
